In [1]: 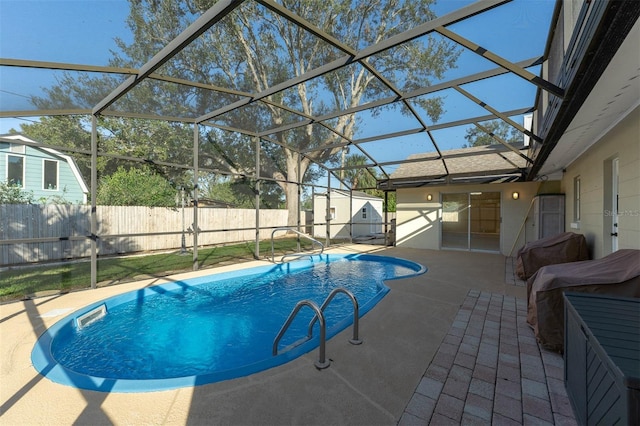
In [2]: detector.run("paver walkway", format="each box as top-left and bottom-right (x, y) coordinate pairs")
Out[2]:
(505, 257), (527, 287)
(399, 290), (578, 425)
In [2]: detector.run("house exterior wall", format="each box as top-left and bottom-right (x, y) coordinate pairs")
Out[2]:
(395, 181), (546, 255)
(561, 105), (640, 259)
(0, 142), (87, 204)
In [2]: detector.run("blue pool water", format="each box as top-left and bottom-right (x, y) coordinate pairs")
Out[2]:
(32, 254), (425, 392)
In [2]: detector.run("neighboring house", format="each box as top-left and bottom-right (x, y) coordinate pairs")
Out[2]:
(0, 134), (88, 204)
(385, 1), (639, 258)
(313, 189), (384, 240)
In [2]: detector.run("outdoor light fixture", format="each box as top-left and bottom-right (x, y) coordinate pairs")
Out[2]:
(427, 194), (432, 201)
(512, 191), (520, 200)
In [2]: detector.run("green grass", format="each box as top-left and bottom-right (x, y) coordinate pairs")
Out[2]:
(0, 238), (318, 303)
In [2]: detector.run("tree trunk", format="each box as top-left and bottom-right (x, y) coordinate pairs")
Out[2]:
(278, 151), (312, 228)
(284, 152), (300, 228)
(285, 180), (299, 228)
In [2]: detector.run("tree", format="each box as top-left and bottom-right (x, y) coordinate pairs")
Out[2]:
(19, 116), (93, 180)
(199, 174), (284, 208)
(342, 153), (396, 212)
(0, 181), (35, 204)
(96, 166), (177, 207)
(32, 0), (459, 224)
(384, 192), (396, 213)
(20, 116), (194, 188)
(199, 175), (241, 207)
(342, 153), (378, 191)
(463, 119), (522, 148)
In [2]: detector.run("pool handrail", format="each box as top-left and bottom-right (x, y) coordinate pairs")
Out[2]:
(307, 288), (362, 345)
(270, 227), (324, 263)
(272, 299), (330, 369)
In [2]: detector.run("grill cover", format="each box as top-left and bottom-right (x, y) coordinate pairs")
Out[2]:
(516, 232), (589, 280)
(527, 249), (640, 352)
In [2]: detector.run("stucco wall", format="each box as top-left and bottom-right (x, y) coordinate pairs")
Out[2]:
(395, 181), (545, 255)
(561, 105), (640, 258)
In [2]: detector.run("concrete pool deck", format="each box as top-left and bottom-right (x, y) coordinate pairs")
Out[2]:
(0, 246), (576, 425)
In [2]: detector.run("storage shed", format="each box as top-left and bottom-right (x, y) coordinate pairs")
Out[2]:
(313, 189), (383, 240)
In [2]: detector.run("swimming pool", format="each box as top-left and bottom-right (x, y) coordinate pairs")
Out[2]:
(32, 253), (425, 392)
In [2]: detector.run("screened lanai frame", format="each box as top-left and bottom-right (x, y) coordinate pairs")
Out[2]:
(0, 0), (565, 288)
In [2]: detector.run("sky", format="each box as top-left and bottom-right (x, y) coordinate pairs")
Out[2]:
(0, 0), (556, 179)
(0, 0), (131, 132)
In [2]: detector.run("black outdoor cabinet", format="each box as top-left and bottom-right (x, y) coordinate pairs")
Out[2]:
(564, 293), (640, 425)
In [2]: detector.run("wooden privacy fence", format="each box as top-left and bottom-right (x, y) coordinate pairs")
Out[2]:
(0, 204), (289, 266)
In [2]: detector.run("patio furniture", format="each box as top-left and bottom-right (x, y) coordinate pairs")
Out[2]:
(564, 293), (639, 425)
(526, 249), (640, 352)
(516, 232), (589, 280)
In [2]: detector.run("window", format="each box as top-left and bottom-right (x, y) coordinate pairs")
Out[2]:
(573, 176), (581, 221)
(329, 207), (336, 220)
(7, 154), (24, 187)
(43, 159), (58, 190)
(362, 207), (367, 219)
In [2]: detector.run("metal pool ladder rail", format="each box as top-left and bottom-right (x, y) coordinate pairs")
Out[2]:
(270, 227), (324, 263)
(272, 288), (361, 369)
(308, 288), (362, 345)
(273, 299), (330, 369)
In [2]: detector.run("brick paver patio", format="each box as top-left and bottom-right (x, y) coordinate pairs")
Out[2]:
(398, 290), (578, 425)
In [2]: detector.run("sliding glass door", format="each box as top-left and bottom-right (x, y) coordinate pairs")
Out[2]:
(442, 192), (501, 252)
(442, 193), (469, 249)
